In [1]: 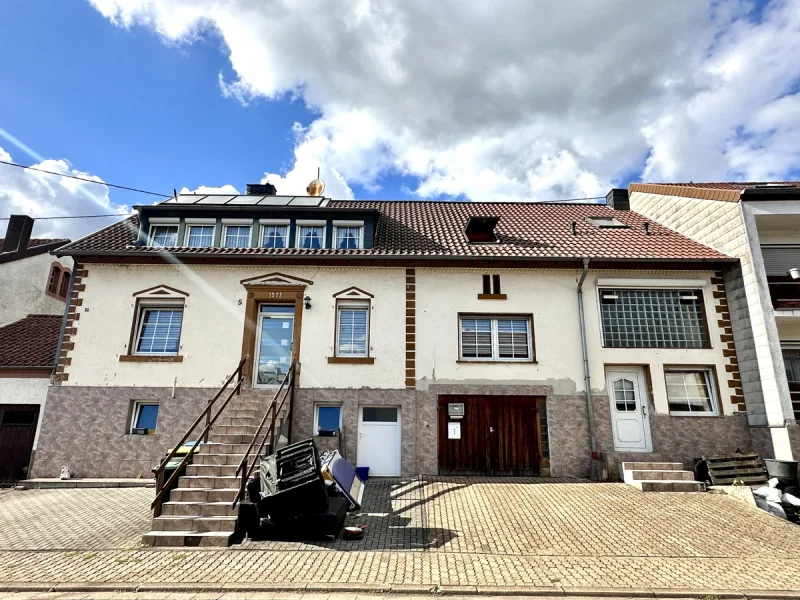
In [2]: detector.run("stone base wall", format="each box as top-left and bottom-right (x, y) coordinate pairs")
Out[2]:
(33, 386), (216, 478)
(32, 384), (776, 480)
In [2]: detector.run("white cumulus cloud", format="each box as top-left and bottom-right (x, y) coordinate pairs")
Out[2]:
(89, 0), (800, 200)
(0, 146), (129, 240)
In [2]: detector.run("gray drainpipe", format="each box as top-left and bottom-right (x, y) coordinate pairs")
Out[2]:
(576, 257), (597, 458)
(51, 260), (78, 384)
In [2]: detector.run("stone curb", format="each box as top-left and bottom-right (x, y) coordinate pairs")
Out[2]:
(2, 583), (800, 598)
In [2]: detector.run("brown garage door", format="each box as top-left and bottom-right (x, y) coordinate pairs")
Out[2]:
(0, 405), (39, 483)
(437, 395), (544, 476)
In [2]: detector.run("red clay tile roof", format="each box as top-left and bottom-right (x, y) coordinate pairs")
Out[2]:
(55, 202), (729, 262)
(629, 182), (800, 203)
(0, 237), (71, 265)
(649, 182), (800, 190)
(0, 238), (70, 249)
(0, 314), (62, 368)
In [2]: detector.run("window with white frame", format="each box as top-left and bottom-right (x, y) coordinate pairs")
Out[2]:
(336, 301), (370, 357)
(149, 225), (179, 247)
(130, 402), (159, 435)
(223, 225), (251, 248)
(261, 224), (289, 248)
(296, 223), (325, 249)
(334, 224), (363, 249)
(186, 224), (214, 247)
(599, 288), (709, 348)
(134, 303), (184, 355)
(459, 315), (533, 361)
(314, 404), (342, 434)
(664, 368), (719, 416)
(587, 216), (628, 229)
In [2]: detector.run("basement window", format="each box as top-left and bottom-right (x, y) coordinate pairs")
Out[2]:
(131, 402), (159, 435)
(465, 216), (500, 243)
(587, 216), (628, 229)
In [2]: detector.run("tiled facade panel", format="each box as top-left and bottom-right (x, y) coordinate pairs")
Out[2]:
(629, 192), (779, 426)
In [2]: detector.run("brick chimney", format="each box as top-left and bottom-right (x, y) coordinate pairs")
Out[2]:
(2, 215), (34, 254)
(246, 183), (277, 196)
(605, 188), (630, 211)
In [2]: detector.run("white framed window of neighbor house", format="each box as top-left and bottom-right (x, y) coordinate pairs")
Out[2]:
(296, 221), (326, 249)
(130, 402), (159, 435)
(148, 224), (179, 247)
(185, 224), (215, 248)
(314, 403), (342, 435)
(133, 302), (184, 355)
(336, 301), (370, 357)
(664, 367), (719, 416)
(260, 222), (290, 249)
(459, 315), (533, 362)
(223, 224), (252, 248)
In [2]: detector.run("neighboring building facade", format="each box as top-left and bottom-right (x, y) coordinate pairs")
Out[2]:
(629, 182), (800, 461)
(33, 189), (749, 480)
(0, 214), (70, 482)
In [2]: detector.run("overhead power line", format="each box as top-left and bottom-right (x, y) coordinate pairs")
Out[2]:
(0, 159), (171, 198)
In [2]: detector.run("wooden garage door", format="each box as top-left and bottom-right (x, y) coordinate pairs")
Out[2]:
(437, 395), (544, 476)
(0, 405), (39, 483)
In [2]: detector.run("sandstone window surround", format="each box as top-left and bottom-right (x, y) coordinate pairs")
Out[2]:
(46, 261), (71, 300)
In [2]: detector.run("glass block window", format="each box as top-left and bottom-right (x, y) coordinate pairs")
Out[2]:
(297, 225), (324, 249)
(334, 226), (362, 249)
(135, 307), (183, 354)
(460, 316), (533, 361)
(665, 369), (718, 415)
(336, 302), (369, 357)
(149, 225), (178, 247)
(186, 225), (214, 247)
(599, 288), (708, 348)
(261, 224), (289, 248)
(224, 225), (251, 248)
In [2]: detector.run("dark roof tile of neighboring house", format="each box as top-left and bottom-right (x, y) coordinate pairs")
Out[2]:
(0, 237), (70, 265)
(0, 314), (62, 368)
(54, 202), (730, 262)
(629, 182), (800, 202)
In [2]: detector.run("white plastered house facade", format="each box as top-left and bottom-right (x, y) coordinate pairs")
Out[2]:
(0, 215), (71, 483)
(31, 192), (755, 480)
(629, 182), (800, 461)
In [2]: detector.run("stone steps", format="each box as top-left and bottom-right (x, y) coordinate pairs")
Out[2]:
(143, 389), (283, 548)
(622, 462), (705, 493)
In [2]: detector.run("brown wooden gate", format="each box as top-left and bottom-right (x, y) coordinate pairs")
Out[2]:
(437, 395), (544, 476)
(0, 405), (39, 483)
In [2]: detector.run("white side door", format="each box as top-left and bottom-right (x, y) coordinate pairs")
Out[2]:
(357, 406), (401, 476)
(606, 368), (652, 452)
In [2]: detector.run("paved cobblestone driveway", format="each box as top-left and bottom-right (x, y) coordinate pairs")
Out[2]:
(1, 477), (800, 593)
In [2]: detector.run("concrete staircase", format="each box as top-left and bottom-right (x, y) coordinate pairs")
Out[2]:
(622, 462), (705, 493)
(142, 389), (285, 547)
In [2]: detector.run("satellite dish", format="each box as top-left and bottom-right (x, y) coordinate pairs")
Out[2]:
(307, 167), (325, 196)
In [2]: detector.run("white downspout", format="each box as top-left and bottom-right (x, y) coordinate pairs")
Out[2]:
(577, 258), (597, 458)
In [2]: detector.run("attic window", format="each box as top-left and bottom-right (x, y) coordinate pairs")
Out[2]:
(587, 216), (628, 229)
(465, 216), (500, 243)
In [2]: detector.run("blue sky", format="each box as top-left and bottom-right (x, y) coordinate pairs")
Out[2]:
(1, 0), (799, 238)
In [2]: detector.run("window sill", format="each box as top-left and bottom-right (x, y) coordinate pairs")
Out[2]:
(477, 293), (507, 300)
(327, 356), (375, 364)
(457, 359), (537, 364)
(667, 412), (720, 418)
(120, 355), (184, 363)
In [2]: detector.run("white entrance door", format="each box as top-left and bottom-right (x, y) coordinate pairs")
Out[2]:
(253, 304), (295, 388)
(357, 406), (401, 476)
(606, 368), (652, 452)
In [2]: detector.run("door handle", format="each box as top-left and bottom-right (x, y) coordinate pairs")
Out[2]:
(489, 427), (495, 433)
(641, 405), (647, 417)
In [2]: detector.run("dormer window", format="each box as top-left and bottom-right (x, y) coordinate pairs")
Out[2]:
(148, 219), (180, 247)
(260, 221), (289, 249)
(465, 216), (499, 243)
(587, 216), (628, 229)
(333, 221), (364, 250)
(296, 221), (326, 249)
(185, 220), (215, 248)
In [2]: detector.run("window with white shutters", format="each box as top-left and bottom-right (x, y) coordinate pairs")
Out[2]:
(459, 316), (533, 362)
(336, 301), (370, 357)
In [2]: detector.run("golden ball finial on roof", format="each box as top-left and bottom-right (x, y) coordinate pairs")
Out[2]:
(307, 167), (325, 196)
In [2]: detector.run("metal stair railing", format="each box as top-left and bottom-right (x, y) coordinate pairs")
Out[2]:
(151, 357), (246, 517)
(232, 360), (297, 508)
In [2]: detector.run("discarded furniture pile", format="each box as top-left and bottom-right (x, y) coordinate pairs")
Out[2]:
(240, 439), (365, 540)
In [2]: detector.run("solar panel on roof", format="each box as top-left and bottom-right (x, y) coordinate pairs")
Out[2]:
(287, 196), (324, 206)
(226, 195), (263, 205)
(257, 196), (292, 206)
(196, 195), (237, 204)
